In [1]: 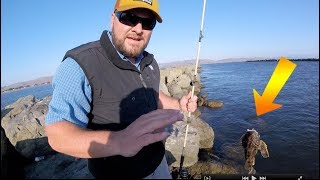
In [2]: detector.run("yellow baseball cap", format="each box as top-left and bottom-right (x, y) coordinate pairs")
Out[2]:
(114, 0), (162, 23)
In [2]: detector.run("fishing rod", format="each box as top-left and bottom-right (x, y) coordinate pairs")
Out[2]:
(178, 0), (207, 179)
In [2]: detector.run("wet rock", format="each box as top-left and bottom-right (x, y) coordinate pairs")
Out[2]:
(204, 100), (224, 108)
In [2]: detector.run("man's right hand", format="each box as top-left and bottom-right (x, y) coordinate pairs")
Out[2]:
(112, 109), (183, 157)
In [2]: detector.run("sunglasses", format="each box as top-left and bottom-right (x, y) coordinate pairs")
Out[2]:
(115, 11), (156, 30)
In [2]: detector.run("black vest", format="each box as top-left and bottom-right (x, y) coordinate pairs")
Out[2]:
(63, 31), (164, 179)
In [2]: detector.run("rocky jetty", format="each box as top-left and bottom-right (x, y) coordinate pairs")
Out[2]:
(1, 65), (239, 179)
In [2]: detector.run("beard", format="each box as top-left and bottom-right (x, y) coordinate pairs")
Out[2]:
(111, 30), (148, 58)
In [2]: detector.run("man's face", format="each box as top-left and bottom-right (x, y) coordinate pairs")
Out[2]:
(111, 8), (155, 58)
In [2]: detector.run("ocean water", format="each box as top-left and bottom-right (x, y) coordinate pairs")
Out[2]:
(199, 61), (319, 178)
(1, 61), (319, 178)
(1, 84), (53, 109)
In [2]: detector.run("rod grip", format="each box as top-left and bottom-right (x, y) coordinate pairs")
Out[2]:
(179, 155), (185, 171)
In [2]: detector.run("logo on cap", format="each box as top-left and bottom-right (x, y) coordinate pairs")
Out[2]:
(133, 0), (152, 5)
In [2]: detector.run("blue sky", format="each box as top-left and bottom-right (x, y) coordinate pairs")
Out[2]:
(1, 0), (319, 86)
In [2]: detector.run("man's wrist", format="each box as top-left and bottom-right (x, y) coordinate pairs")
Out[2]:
(108, 131), (122, 156)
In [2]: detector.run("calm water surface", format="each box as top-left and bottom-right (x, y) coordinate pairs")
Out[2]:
(199, 61), (319, 178)
(1, 84), (53, 109)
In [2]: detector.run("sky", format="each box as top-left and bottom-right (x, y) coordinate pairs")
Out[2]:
(1, 0), (319, 86)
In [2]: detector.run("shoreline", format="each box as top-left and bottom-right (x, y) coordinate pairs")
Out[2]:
(1, 83), (52, 94)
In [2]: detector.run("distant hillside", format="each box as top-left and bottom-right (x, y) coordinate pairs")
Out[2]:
(1, 76), (53, 92)
(246, 58), (319, 62)
(159, 59), (198, 69)
(158, 57), (263, 69)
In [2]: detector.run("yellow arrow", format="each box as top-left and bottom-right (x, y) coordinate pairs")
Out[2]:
(253, 57), (297, 116)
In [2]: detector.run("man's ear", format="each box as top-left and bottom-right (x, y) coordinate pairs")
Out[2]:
(110, 13), (115, 30)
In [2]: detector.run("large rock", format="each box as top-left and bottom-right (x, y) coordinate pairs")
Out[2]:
(1, 95), (55, 158)
(197, 93), (224, 109)
(204, 100), (224, 108)
(165, 112), (214, 168)
(190, 116), (214, 149)
(160, 69), (170, 84)
(176, 74), (191, 89)
(159, 81), (170, 96)
(165, 120), (200, 168)
(1, 95), (90, 179)
(184, 149), (244, 177)
(167, 83), (184, 99)
(167, 68), (183, 84)
(24, 153), (94, 179)
(186, 160), (239, 177)
(160, 65), (203, 99)
(159, 65), (215, 167)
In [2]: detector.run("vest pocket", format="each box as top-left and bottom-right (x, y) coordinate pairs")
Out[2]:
(120, 88), (149, 124)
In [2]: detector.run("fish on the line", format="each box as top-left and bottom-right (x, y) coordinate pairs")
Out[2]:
(241, 128), (269, 174)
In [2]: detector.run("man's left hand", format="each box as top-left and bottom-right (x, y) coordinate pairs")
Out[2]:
(179, 91), (198, 113)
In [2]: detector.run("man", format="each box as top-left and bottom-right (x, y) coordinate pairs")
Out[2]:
(45, 0), (198, 179)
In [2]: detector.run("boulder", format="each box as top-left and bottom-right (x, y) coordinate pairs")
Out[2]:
(165, 112), (214, 168)
(197, 96), (206, 107)
(165, 120), (200, 167)
(1, 95), (55, 158)
(24, 153), (94, 179)
(167, 68), (183, 84)
(204, 100), (224, 108)
(176, 74), (191, 89)
(189, 116), (214, 149)
(186, 160), (239, 177)
(167, 83), (184, 99)
(159, 81), (170, 96)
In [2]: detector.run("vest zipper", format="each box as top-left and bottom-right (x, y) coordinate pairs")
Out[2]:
(139, 74), (147, 88)
(140, 73), (152, 109)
